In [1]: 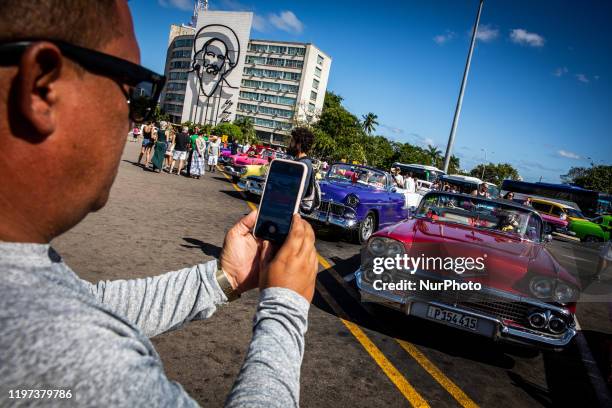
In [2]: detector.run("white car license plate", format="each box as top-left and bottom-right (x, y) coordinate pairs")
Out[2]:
(426, 306), (478, 331)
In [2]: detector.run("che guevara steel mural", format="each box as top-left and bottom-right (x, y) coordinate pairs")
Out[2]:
(189, 24), (240, 124)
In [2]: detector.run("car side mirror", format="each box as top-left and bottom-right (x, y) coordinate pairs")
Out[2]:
(390, 187), (397, 193)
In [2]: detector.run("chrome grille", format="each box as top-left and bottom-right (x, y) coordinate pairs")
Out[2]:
(319, 200), (346, 216)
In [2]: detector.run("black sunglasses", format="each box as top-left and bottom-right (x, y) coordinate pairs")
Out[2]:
(0, 40), (166, 122)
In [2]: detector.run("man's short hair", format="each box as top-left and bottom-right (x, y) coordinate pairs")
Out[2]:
(0, 1), (121, 49)
(290, 127), (315, 155)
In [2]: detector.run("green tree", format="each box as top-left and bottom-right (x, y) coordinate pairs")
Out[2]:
(311, 128), (337, 159)
(152, 105), (169, 123)
(562, 165), (612, 193)
(469, 163), (520, 185)
(211, 122), (242, 141)
(426, 145), (442, 166)
(361, 112), (379, 135)
(233, 117), (258, 145)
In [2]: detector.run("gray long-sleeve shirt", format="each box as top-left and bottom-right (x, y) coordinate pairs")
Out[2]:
(0, 242), (310, 407)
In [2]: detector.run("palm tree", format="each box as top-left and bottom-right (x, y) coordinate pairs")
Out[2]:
(361, 112), (379, 135)
(426, 144), (442, 167)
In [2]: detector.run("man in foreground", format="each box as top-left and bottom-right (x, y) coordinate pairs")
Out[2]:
(0, 1), (318, 406)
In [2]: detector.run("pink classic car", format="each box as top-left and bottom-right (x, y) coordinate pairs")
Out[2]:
(224, 147), (287, 181)
(356, 191), (579, 349)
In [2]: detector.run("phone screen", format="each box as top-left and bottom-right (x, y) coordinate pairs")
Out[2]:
(255, 160), (306, 243)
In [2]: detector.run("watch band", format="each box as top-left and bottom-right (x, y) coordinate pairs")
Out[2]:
(215, 268), (240, 302)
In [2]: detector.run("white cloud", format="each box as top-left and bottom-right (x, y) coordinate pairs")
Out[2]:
(557, 150), (581, 159)
(594, 75), (600, 80)
(269, 11), (304, 34)
(575, 73), (589, 83)
(476, 25), (499, 42)
(509, 28), (545, 47)
(433, 30), (456, 45)
(380, 124), (403, 134)
(158, 0), (192, 11)
(553, 66), (568, 77)
(252, 14), (268, 32)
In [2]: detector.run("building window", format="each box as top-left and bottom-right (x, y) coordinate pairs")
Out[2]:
(268, 45), (288, 54)
(239, 91), (296, 106)
(314, 67), (322, 78)
(245, 56), (304, 69)
(317, 54), (324, 65)
(170, 60), (190, 69)
(168, 71), (188, 80)
(165, 93), (184, 102)
(308, 103), (315, 112)
(167, 82), (186, 91)
(312, 79), (319, 90)
(238, 103), (294, 118)
(173, 38), (193, 48)
(243, 67), (301, 82)
(310, 91), (317, 102)
(171, 50), (191, 59)
(287, 47), (306, 56)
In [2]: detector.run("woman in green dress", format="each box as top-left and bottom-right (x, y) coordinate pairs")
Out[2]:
(151, 121), (168, 172)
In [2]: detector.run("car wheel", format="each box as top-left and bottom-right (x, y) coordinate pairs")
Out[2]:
(231, 175), (239, 183)
(583, 235), (602, 243)
(543, 223), (552, 234)
(354, 212), (376, 244)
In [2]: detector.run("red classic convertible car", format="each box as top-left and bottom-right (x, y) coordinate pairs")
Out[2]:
(356, 191), (580, 349)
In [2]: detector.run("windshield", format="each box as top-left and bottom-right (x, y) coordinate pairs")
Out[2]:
(327, 164), (387, 190)
(565, 207), (585, 219)
(416, 192), (543, 241)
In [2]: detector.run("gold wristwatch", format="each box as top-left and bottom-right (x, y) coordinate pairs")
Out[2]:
(215, 268), (241, 302)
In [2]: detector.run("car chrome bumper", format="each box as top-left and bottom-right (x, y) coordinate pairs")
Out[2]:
(224, 166), (243, 178)
(238, 179), (263, 196)
(302, 205), (358, 229)
(355, 269), (576, 349)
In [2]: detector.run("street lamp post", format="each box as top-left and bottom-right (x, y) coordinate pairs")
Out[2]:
(442, 0), (484, 173)
(480, 148), (493, 179)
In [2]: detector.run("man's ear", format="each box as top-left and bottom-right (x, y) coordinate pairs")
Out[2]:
(16, 42), (63, 137)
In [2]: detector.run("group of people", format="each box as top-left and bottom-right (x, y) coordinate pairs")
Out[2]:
(134, 122), (222, 179)
(390, 167), (417, 193)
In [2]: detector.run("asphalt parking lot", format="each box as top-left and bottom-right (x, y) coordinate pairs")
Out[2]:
(53, 142), (611, 407)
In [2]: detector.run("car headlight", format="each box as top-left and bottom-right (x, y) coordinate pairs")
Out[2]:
(367, 237), (388, 256)
(346, 194), (360, 208)
(553, 282), (577, 304)
(529, 277), (554, 299)
(386, 240), (405, 257)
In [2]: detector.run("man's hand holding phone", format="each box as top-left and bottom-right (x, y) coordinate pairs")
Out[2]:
(259, 214), (318, 302)
(220, 212), (318, 301)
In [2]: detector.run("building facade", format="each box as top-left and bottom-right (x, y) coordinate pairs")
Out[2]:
(159, 9), (331, 146)
(237, 39), (331, 145)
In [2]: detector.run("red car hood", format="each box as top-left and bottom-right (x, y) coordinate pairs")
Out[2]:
(375, 218), (579, 295)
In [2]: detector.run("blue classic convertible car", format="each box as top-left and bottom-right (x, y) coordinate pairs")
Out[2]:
(303, 163), (409, 242)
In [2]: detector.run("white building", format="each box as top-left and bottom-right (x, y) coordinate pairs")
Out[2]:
(159, 7), (331, 146)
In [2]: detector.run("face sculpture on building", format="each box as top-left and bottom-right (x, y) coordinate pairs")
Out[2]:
(190, 24), (240, 98)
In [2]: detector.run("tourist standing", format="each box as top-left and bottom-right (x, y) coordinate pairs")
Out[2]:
(164, 128), (175, 171)
(170, 126), (189, 175)
(391, 167), (404, 188)
(150, 122), (168, 173)
(207, 135), (221, 172)
(190, 133), (206, 179)
(138, 122), (154, 166)
(404, 172), (416, 193)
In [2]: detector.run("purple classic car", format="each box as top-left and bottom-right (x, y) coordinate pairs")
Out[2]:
(303, 163), (408, 243)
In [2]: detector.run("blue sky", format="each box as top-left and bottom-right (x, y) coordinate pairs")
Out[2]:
(128, 0), (612, 183)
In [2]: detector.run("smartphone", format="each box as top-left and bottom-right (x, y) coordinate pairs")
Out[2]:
(254, 159), (308, 244)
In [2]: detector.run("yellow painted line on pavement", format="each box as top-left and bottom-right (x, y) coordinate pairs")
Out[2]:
(319, 256), (479, 408)
(315, 281), (429, 408)
(396, 340), (479, 408)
